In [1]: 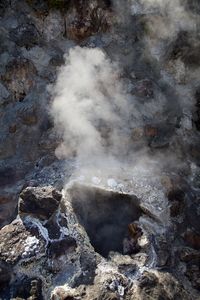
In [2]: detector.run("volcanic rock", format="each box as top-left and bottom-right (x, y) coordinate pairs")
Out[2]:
(0, 219), (45, 264)
(19, 186), (62, 220)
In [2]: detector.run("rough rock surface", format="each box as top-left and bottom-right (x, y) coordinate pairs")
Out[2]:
(19, 186), (62, 219)
(0, 0), (200, 299)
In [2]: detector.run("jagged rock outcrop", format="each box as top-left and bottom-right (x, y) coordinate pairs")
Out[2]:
(0, 182), (198, 299)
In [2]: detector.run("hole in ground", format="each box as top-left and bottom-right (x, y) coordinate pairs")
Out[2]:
(68, 183), (142, 258)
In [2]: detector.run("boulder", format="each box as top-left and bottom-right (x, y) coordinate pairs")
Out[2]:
(19, 186), (62, 220)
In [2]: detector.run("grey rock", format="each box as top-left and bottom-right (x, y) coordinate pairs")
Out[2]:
(43, 11), (65, 42)
(22, 46), (51, 73)
(9, 23), (41, 49)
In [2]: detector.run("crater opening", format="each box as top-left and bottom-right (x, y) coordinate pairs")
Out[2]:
(68, 183), (142, 257)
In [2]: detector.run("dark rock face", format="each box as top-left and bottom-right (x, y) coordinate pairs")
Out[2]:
(19, 186), (62, 220)
(48, 237), (77, 258)
(69, 184), (142, 257)
(10, 23), (41, 49)
(0, 261), (11, 288)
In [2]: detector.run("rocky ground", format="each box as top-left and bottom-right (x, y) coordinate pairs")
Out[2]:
(0, 0), (200, 299)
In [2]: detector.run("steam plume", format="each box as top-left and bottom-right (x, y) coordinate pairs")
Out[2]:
(51, 46), (137, 162)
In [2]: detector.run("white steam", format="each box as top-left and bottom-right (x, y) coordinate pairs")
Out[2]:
(51, 47), (138, 162)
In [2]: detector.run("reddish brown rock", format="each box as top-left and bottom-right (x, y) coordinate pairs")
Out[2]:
(18, 107), (38, 126)
(144, 125), (158, 137)
(2, 58), (37, 101)
(8, 124), (17, 133)
(66, 6), (110, 42)
(184, 230), (200, 250)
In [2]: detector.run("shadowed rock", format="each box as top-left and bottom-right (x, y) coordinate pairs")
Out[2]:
(68, 183), (142, 257)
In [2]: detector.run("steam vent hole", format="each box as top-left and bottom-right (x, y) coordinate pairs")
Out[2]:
(68, 183), (142, 257)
